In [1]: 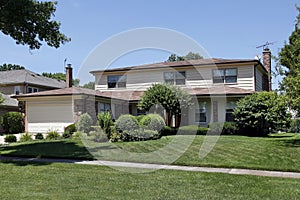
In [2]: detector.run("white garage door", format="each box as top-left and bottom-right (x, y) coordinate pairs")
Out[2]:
(27, 101), (74, 133)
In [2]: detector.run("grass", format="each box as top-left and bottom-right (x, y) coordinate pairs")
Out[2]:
(0, 161), (299, 199)
(1, 133), (300, 172)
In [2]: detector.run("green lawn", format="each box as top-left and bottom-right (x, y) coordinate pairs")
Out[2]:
(1, 133), (300, 172)
(0, 161), (299, 199)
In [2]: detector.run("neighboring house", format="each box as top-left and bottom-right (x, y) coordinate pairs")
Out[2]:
(0, 68), (66, 133)
(14, 48), (272, 133)
(0, 69), (65, 96)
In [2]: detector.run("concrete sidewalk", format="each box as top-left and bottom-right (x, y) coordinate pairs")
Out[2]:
(0, 156), (300, 179)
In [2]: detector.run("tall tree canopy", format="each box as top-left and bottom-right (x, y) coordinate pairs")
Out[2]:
(0, 0), (70, 49)
(138, 83), (192, 127)
(42, 72), (80, 86)
(0, 63), (25, 71)
(277, 6), (300, 114)
(167, 52), (203, 62)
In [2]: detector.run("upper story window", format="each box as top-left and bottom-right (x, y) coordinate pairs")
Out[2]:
(107, 75), (126, 88)
(213, 68), (237, 84)
(27, 87), (38, 93)
(14, 86), (20, 95)
(164, 71), (186, 85)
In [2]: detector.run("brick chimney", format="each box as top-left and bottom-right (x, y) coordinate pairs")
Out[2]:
(66, 64), (73, 88)
(262, 48), (271, 91)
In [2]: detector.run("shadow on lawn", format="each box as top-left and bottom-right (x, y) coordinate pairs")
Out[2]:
(279, 139), (300, 148)
(0, 140), (94, 162)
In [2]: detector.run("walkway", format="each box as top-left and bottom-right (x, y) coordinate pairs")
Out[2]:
(0, 156), (299, 179)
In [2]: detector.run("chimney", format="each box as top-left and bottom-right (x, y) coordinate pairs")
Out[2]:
(66, 64), (73, 88)
(262, 48), (271, 91)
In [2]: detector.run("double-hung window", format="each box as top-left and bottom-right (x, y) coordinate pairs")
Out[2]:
(99, 102), (111, 113)
(107, 75), (126, 88)
(164, 71), (186, 85)
(195, 102), (207, 123)
(213, 68), (237, 84)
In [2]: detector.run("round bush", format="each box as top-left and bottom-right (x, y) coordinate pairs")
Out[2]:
(76, 113), (93, 133)
(115, 114), (138, 132)
(0, 112), (24, 134)
(35, 133), (44, 140)
(140, 114), (165, 131)
(4, 134), (17, 143)
(64, 124), (77, 135)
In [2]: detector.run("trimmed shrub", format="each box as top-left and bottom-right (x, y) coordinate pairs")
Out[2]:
(35, 133), (44, 140)
(46, 130), (60, 140)
(0, 112), (24, 134)
(178, 125), (209, 135)
(160, 126), (177, 136)
(76, 113), (93, 134)
(112, 128), (160, 142)
(4, 134), (17, 143)
(97, 111), (114, 138)
(89, 129), (109, 142)
(64, 124), (77, 135)
(140, 114), (165, 131)
(135, 115), (145, 123)
(208, 122), (238, 135)
(208, 123), (224, 135)
(20, 132), (32, 142)
(115, 114), (139, 132)
(289, 118), (300, 133)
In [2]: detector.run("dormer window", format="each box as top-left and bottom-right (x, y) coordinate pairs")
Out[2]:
(164, 71), (186, 85)
(107, 75), (126, 88)
(213, 68), (237, 84)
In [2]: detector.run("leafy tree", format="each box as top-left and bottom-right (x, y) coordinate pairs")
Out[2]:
(81, 81), (95, 89)
(0, 63), (25, 71)
(167, 52), (203, 62)
(138, 83), (192, 127)
(277, 6), (300, 114)
(42, 72), (66, 81)
(42, 72), (80, 86)
(234, 92), (291, 136)
(0, 0), (70, 49)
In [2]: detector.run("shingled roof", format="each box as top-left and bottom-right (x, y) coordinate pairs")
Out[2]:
(90, 58), (263, 74)
(14, 85), (253, 102)
(0, 69), (65, 89)
(0, 93), (18, 107)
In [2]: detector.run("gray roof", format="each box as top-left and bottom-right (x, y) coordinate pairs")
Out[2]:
(1, 93), (18, 107)
(0, 69), (65, 89)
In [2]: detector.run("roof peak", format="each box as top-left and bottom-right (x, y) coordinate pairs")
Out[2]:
(90, 57), (260, 74)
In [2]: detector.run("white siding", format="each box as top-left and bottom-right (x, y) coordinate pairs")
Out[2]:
(95, 65), (255, 91)
(27, 101), (73, 133)
(236, 66), (254, 90)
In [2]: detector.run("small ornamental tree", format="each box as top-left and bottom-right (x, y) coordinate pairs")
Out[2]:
(234, 92), (291, 136)
(138, 83), (192, 128)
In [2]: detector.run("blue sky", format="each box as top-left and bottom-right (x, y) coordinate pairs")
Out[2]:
(0, 0), (299, 87)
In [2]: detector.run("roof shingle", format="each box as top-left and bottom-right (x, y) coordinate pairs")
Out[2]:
(0, 69), (65, 88)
